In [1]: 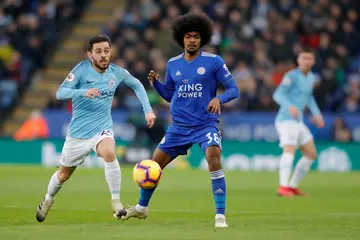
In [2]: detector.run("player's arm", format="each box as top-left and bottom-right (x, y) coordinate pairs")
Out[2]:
(273, 74), (300, 119)
(122, 70), (156, 127)
(56, 64), (99, 100)
(308, 95), (325, 128)
(272, 75), (292, 108)
(214, 58), (239, 104)
(210, 57), (239, 114)
(149, 64), (175, 102)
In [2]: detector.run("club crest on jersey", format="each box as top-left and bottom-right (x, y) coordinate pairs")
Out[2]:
(197, 67), (206, 75)
(67, 73), (75, 82)
(108, 78), (115, 87)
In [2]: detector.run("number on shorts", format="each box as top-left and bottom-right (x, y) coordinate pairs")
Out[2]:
(101, 130), (111, 136)
(206, 132), (220, 144)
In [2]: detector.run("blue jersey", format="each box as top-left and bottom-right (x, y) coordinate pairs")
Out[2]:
(56, 60), (152, 139)
(164, 50), (235, 127)
(273, 68), (321, 122)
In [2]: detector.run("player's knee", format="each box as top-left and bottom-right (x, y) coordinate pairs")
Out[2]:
(102, 149), (116, 162)
(58, 171), (71, 183)
(304, 149), (317, 160)
(206, 151), (221, 170)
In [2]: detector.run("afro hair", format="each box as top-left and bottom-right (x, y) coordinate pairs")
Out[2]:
(171, 13), (213, 48)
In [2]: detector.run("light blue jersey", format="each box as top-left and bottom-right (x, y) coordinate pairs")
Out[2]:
(273, 68), (321, 122)
(56, 60), (152, 139)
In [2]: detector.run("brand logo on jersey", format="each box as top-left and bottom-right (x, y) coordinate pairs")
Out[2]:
(182, 79), (188, 84)
(67, 73), (75, 82)
(178, 82), (203, 98)
(282, 77), (291, 85)
(223, 64), (231, 77)
(97, 90), (115, 100)
(197, 67), (206, 75)
(87, 80), (95, 84)
(176, 71), (182, 76)
(108, 78), (115, 87)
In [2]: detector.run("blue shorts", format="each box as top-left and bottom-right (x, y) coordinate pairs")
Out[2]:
(157, 124), (222, 159)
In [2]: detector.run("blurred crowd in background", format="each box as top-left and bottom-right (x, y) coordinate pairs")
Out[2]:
(1, 0), (360, 143)
(0, 0), (86, 110)
(94, 0), (359, 115)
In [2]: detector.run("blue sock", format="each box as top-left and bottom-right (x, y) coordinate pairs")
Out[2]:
(210, 169), (226, 215)
(138, 188), (156, 207)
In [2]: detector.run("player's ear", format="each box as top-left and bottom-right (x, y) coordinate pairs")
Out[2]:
(87, 51), (93, 61)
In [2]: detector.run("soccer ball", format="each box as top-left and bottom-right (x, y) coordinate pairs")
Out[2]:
(133, 160), (162, 189)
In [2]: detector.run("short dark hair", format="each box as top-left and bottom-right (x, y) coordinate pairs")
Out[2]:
(87, 35), (111, 52)
(171, 13), (213, 48)
(300, 47), (314, 54)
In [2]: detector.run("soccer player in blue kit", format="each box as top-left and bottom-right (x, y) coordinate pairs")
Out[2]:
(121, 13), (239, 227)
(273, 48), (324, 197)
(35, 35), (156, 222)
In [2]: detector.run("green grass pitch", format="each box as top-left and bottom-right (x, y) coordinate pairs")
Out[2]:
(1, 165), (360, 240)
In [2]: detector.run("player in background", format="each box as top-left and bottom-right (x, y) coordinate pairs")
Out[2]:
(35, 35), (156, 222)
(273, 48), (324, 197)
(121, 13), (239, 227)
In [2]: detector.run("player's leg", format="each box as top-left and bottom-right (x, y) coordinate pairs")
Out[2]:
(275, 121), (299, 197)
(205, 145), (228, 228)
(122, 148), (173, 220)
(122, 132), (189, 220)
(36, 137), (89, 222)
(288, 124), (316, 195)
(36, 165), (77, 222)
(95, 132), (125, 219)
(198, 127), (227, 227)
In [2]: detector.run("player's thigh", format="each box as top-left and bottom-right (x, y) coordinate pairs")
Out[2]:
(157, 132), (192, 165)
(93, 132), (116, 162)
(275, 121), (300, 152)
(60, 137), (92, 167)
(152, 147), (173, 169)
(197, 127), (222, 153)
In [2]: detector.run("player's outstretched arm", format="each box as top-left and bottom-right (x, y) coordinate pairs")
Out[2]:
(149, 70), (175, 102)
(122, 72), (154, 115)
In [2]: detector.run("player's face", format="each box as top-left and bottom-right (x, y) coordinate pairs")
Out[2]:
(184, 31), (201, 55)
(297, 52), (315, 72)
(88, 41), (111, 71)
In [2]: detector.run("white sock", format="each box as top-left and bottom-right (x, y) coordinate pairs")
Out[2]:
(46, 170), (62, 200)
(279, 153), (295, 187)
(104, 160), (121, 200)
(289, 156), (314, 188)
(135, 204), (146, 212)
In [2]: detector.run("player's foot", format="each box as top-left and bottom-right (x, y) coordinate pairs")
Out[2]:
(112, 199), (127, 219)
(121, 205), (148, 220)
(277, 186), (294, 197)
(290, 188), (308, 196)
(215, 214), (228, 228)
(36, 196), (54, 222)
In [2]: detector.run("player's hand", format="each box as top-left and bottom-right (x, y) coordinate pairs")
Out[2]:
(208, 98), (221, 115)
(145, 112), (156, 128)
(288, 105), (300, 119)
(311, 115), (325, 128)
(85, 88), (100, 99)
(148, 70), (160, 87)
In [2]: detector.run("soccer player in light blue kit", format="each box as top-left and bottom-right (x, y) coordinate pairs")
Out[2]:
(122, 13), (239, 227)
(36, 35), (156, 222)
(273, 48), (325, 197)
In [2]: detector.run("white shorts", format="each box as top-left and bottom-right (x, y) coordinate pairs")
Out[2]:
(60, 130), (114, 167)
(275, 121), (313, 148)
